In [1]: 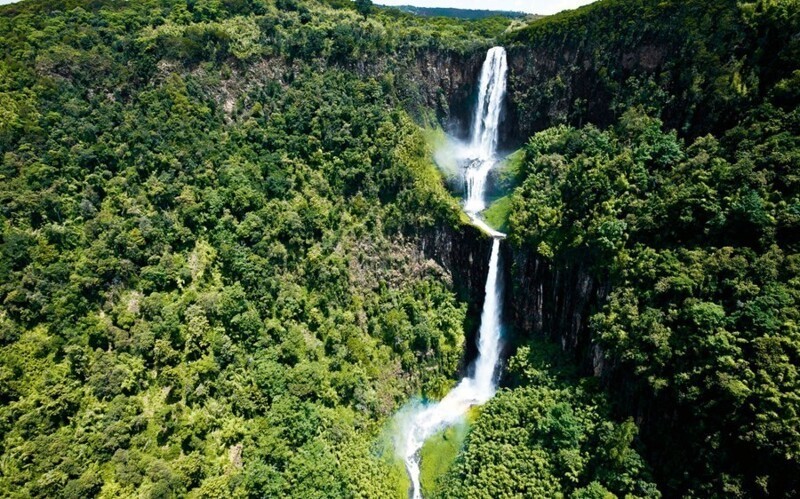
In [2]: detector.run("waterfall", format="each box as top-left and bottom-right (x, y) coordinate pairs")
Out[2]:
(464, 46), (507, 215)
(401, 46), (507, 499)
(470, 46), (508, 160)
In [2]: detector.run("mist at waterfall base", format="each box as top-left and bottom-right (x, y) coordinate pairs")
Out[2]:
(393, 46), (507, 499)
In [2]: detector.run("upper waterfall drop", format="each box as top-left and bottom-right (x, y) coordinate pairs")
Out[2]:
(399, 46), (508, 499)
(464, 47), (507, 218)
(470, 46), (508, 161)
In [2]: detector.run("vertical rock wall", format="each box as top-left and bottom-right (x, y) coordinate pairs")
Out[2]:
(502, 245), (610, 376)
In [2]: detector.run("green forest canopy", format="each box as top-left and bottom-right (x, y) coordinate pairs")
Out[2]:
(1, 0), (798, 497)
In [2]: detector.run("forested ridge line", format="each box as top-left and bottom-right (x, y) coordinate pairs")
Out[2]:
(499, 0), (799, 145)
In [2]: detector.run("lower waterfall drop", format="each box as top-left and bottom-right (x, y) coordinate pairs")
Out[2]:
(402, 237), (503, 499)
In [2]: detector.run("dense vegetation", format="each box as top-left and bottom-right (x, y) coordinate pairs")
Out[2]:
(0, 0), (509, 496)
(505, 33), (799, 499)
(473, 1), (800, 496)
(434, 340), (658, 498)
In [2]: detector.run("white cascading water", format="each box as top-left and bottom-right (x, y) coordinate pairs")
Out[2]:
(464, 46), (508, 216)
(401, 46), (507, 499)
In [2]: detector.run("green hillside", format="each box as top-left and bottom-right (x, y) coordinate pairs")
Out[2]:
(496, 0), (800, 496)
(0, 1), (494, 496)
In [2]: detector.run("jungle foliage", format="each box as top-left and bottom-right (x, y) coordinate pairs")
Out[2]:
(2, 0), (799, 497)
(507, 85), (800, 499)
(0, 0), (508, 496)
(499, 1), (800, 496)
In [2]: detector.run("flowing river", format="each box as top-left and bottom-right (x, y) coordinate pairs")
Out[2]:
(401, 46), (508, 499)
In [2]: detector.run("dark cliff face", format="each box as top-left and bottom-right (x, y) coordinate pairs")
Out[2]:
(498, 0), (796, 146)
(402, 46), (520, 156)
(502, 42), (667, 147)
(499, 245), (673, 485)
(313, 47), (489, 140)
(501, 244), (610, 376)
(402, 49), (488, 140)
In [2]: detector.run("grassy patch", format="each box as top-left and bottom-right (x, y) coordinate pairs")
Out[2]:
(419, 407), (481, 496)
(419, 422), (468, 496)
(484, 194), (513, 232)
(496, 147), (525, 189)
(375, 420), (411, 498)
(480, 147), (525, 232)
(418, 130), (524, 233)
